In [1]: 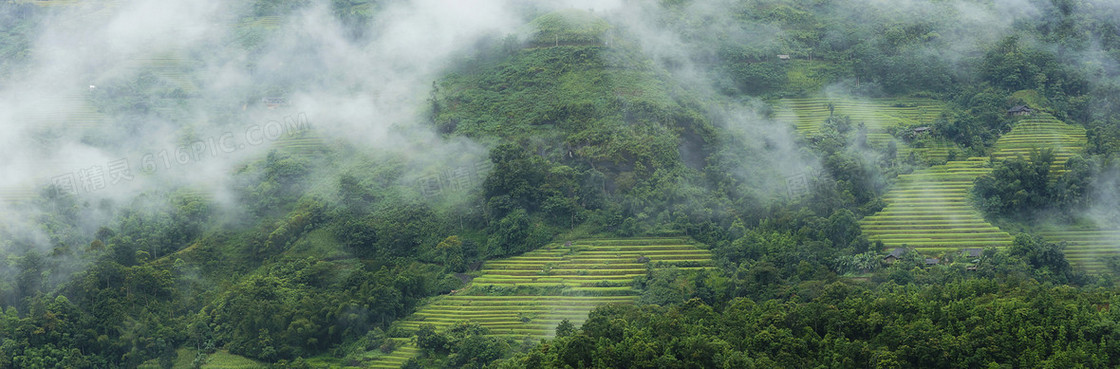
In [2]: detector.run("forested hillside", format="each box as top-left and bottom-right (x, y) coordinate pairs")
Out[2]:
(2, 0), (1120, 368)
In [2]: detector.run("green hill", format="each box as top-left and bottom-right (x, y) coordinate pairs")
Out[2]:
(6, 1), (1120, 368)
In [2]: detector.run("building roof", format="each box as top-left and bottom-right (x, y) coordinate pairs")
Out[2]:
(962, 248), (983, 258)
(1008, 105), (1034, 113)
(913, 126), (932, 133)
(884, 248), (911, 260)
(925, 258), (939, 265)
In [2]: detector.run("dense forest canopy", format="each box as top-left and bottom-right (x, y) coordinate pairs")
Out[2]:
(1, 0), (1120, 368)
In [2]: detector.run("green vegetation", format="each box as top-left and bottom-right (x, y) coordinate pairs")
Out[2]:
(862, 111), (1093, 261)
(774, 96), (952, 162)
(861, 157), (1012, 252)
(364, 237), (713, 368)
(988, 113), (1087, 175)
(1042, 228), (1120, 273)
(138, 349), (264, 369)
(498, 280), (1120, 368)
(5, 0), (1120, 368)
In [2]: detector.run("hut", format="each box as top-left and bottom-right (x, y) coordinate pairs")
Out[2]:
(1008, 105), (1035, 116)
(961, 248), (983, 259)
(884, 248), (909, 263)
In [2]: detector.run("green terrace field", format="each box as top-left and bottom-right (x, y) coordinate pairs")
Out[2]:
(23, 91), (105, 130)
(991, 113), (1117, 274)
(235, 16), (284, 48)
(138, 349), (264, 369)
(904, 140), (956, 163)
(26, 0), (111, 7)
(774, 97), (944, 135)
(23, 0), (120, 28)
(773, 96), (950, 161)
(364, 237), (713, 368)
(860, 111), (1089, 256)
(131, 54), (199, 96)
(1039, 228), (1120, 273)
(991, 113), (1087, 175)
(0, 187), (37, 205)
(0, 158), (108, 207)
(270, 128), (325, 156)
(860, 157), (1012, 253)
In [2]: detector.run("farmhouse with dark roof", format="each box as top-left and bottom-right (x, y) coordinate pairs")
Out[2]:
(1008, 105), (1035, 116)
(884, 248), (909, 263)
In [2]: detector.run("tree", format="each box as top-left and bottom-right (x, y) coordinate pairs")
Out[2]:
(973, 149), (1056, 218)
(415, 324), (448, 355)
(487, 209), (549, 257)
(826, 209), (863, 250)
(435, 236), (466, 273)
(555, 319), (575, 338)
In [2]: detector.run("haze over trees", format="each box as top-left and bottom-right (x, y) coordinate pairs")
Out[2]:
(2, 0), (1120, 368)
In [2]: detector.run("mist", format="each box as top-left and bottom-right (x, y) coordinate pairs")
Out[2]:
(0, 0), (559, 254)
(3, 0), (1119, 283)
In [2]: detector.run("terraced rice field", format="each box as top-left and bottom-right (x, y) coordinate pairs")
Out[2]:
(775, 97), (944, 134)
(861, 157), (1012, 253)
(235, 16), (283, 45)
(1039, 229), (1120, 273)
(990, 113), (1086, 175)
(984, 114), (1109, 273)
(21, 92), (105, 130)
(271, 129), (324, 156)
(365, 237), (713, 368)
(904, 141), (956, 162)
(131, 54), (199, 95)
(28, 0), (121, 27)
(2, 90), (107, 205)
(138, 349), (264, 369)
(0, 161), (107, 205)
(860, 112), (1089, 255)
(0, 188), (37, 204)
(773, 96), (948, 161)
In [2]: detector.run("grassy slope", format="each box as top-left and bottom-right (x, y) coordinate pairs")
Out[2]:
(431, 10), (717, 208)
(363, 237), (713, 368)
